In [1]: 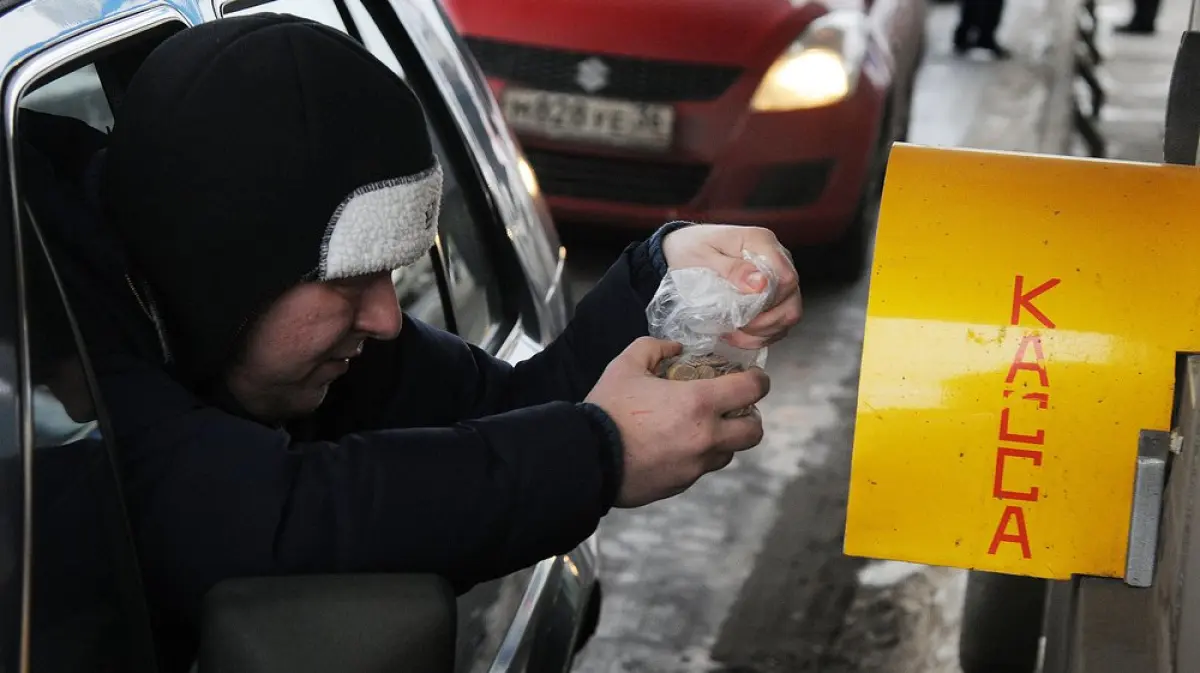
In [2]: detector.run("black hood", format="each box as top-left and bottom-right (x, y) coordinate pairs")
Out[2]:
(102, 13), (443, 387)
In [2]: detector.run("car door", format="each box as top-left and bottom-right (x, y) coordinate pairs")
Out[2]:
(0, 0), (593, 668)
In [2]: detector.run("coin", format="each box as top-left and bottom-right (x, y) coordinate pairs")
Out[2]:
(666, 362), (698, 381)
(659, 352), (752, 381)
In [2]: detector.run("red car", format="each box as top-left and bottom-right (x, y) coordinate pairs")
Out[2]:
(441, 0), (927, 280)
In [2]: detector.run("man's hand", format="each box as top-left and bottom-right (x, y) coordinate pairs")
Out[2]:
(660, 224), (802, 350)
(585, 337), (770, 508)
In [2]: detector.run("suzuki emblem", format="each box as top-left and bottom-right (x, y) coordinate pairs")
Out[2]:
(575, 57), (610, 94)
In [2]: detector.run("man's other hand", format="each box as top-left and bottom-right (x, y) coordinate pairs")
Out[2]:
(586, 337), (770, 509)
(660, 224), (802, 350)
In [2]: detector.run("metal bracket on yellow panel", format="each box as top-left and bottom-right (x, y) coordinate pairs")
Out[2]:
(1125, 430), (1169, 587)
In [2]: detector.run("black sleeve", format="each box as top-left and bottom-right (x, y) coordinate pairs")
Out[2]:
(94, 355), (620, 640)
(497, 237), (669, 405)
(326, 223), (691, 428)
(490, 223), (692, 405)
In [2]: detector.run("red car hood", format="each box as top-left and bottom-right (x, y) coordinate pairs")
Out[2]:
(442, 0), (830, 66)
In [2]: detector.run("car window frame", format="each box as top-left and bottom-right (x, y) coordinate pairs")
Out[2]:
(350, 0), (530, 354)
(2, 7), (198, 670)
(340, 0), (522, 352)
(0, 76), (22, 673)
(425, 127), (510, 349)
(391, 0), (569, 341)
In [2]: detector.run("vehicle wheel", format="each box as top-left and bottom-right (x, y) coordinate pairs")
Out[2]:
(959, 571), (1047, 673)
(800, 201), (871, 284)
(797, 102), (895, 283)
(802, 153), (884, 283)
(897, 51), (922, 143)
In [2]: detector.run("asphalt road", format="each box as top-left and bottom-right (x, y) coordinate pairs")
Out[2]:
(560, 1), (1071, 671)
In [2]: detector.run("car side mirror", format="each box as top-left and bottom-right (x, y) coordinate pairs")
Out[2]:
(197, 574), (456, 673)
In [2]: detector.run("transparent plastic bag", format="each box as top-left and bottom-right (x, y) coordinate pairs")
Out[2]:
(646, 250), (778, 417)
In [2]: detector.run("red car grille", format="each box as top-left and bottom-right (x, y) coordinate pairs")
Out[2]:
(464, 37), (742, 103)
(524, 149), (710, 206)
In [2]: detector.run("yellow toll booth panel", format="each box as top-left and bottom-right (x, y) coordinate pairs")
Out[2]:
(844, 144), (1200, 580)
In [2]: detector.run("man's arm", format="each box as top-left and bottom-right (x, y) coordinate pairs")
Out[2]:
(501, 232), (676, 404)
(330, 223), (689, 428)
(96, 355), (621, 639)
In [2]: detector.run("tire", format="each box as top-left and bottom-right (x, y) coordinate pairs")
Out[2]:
(959, 571), (1048, 673)
(897, 43), (924, 144)
(796, 97), (896, 283)
(802, 201), (872, 284)
(802, 146), (884, 283)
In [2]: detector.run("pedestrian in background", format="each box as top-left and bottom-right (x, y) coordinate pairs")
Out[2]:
(1118, 0), (1159, 34)
(954, 0), (1011, 59)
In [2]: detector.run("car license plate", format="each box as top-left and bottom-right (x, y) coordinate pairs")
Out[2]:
(501, 88), (674, 150)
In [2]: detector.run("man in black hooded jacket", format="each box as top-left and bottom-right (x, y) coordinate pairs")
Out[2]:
(33, 13), (802, 670)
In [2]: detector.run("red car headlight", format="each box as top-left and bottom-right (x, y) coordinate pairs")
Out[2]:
(750, 10), (870, 112)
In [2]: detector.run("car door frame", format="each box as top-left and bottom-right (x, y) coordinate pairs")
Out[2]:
(363, 0), (571, 342)
(0, 4), (205, 671)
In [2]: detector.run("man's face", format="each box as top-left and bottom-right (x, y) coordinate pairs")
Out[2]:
(225, 271), (402, 422)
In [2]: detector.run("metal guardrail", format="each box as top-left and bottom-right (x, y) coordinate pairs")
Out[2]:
(1071, 0), (1107, 157)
